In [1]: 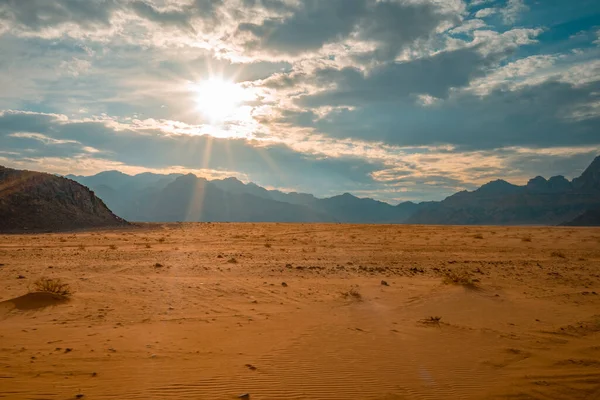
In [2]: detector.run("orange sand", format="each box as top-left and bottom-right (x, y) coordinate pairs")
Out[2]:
(1, 223), (599, 399)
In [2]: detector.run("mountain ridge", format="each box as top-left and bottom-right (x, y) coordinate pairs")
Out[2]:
(65, 155), (600, 225)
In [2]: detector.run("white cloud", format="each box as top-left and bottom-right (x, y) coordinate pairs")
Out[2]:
(475, 8), (497, 18)
(501, 0), (528, 24)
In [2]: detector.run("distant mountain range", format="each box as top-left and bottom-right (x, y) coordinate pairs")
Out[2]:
(64, 155), (600, 226)
(0, 166), (127, 233)
(66, 171), (418, 223)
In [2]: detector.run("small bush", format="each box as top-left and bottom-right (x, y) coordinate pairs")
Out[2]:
(421, 316), (442, 325)
(227, 257), (238, 264)
(158, 237), (166, 243)
(551, 251), (566, 259)
(473, 233), (484, 240)
(442, 269), (478, 288)
(342, 287), (362, 301)
(145, 244), (152, 249)
(108, 244), (117, 250)
(522, 236), (532, 242)
(264, 243), (272, 248)
(32, 278), (72, 297)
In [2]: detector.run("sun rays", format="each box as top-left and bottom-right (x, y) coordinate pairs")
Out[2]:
(191, 78), (251, 123)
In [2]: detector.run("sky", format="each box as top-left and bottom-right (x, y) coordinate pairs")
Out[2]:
(0, 0), (599, 203)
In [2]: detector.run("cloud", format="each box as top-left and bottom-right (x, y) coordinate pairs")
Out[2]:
(0, 0), (120, 30)
(237, 0), (462, 60)
(0, 0), (599, 203)
(501, 0), (528, 24)
(474, 8), (497, 18)
(0, 110), (385, 196)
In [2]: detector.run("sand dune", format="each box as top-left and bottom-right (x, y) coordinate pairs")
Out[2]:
(1, 224), (599, 399)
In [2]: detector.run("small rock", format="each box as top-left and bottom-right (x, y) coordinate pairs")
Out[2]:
(76, 394), (84, 399)
(64, 348), (73, 353)
(91, 372), (97, 377)
(17, 275), (25, 279)
(381, 280), (389, 286)
(238, 394), (250, 399)
(245, 364), (257, 371)
(281, 282), (288, 287)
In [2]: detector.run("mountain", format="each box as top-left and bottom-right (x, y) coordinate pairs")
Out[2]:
(0, 166), (127, 233)
(407, 156), (600, 225)
(69, 172), (413, 223)
(64, 155), (600, 225)
(562, 207), (600, 226)
(135, 174), (334, 222)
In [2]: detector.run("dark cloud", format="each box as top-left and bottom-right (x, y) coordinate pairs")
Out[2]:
(0, 0), (120, 30)
(298, 46), (489, 108)
(237, 0), (458, 58)
(303, 79), (600, 151)
(130, 1), (194, 31)
(238, 0), (367, 55)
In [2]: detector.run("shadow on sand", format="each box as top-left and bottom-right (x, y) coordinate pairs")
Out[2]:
(0, 292), (70, 312)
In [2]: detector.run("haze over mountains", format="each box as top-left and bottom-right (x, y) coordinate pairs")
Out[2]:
(66, 156), (600, 226)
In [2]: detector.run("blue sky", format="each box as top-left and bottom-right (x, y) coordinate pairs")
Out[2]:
(0, 0), (599, 202)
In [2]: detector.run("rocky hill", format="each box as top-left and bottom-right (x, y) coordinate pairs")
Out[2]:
(406, 156), (600, 225)
(0, 166), (128, 233)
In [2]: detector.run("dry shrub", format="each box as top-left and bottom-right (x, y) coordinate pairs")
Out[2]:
(158, 237), (166, 243)
(442, 269), (478, 288)
(108, 244), (117, 250)
(522, 235), (532, 242)
(473, 233), (484, 240)
(421, 316), (442, 325)
(32, 278), (72, 297)
(342, 287), (362, 301)
(264, 243), (272, 248)
(551, 251), (566, 259)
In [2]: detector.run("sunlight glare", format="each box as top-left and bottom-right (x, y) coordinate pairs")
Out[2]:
(192, 78), (248, 123)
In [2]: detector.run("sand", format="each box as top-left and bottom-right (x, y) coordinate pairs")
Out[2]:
(1, 223), (599, 399)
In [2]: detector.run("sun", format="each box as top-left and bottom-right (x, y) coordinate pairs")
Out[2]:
(192, 78), (247, 122)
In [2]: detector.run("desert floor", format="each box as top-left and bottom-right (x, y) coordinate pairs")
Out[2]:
(1, 224), (600, 400)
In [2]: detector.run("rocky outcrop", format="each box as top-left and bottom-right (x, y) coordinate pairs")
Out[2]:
(0, 166), (128, 233)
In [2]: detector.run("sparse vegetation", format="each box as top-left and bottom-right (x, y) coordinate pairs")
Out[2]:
(522, 235), (532, 242)
(158, 237), (166, 243)
(551, 251), (566, 258)
(342, 287), (362, 301)
(442, 269), (478, 288)
(145, 244), (152, 249)
(420, 316), (442, 325)
(264, 243), (272, 248)
(473, 233), (484, 240)
(32, 277), (72, 297)
(227, 257), (238, 264)
(108, 244), (117, 250)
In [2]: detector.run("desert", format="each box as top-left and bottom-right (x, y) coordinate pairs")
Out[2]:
(1, 223), (599, 400)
